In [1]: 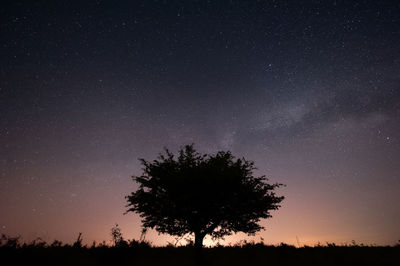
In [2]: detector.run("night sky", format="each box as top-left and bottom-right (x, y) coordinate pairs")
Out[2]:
(1, 1), (400, 246)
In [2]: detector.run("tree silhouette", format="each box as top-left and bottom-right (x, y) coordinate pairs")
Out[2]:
(126, 144), (284, 249)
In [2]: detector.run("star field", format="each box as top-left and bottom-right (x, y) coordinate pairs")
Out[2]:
(1, 1), (399, 246)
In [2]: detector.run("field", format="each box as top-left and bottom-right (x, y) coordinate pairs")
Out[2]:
(1, 237), (399, 266)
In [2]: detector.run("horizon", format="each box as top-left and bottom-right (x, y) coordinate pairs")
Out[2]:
(1, 1), (399, 248)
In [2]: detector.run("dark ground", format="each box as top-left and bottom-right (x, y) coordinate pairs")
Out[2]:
(1, 243), (399, 266)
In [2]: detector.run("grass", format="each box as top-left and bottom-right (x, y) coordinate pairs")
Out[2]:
(1, 235), (399, 266)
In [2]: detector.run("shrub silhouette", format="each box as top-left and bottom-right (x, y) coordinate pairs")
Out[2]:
(126, 144), (284, 249)
(110, 224), (130, 247)
(1, 234), (399, 266)
(72, 232), (83, 248)
(0, 234), (21, 248)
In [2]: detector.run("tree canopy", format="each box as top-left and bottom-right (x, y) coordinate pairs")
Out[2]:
(126, 144), (284, 248)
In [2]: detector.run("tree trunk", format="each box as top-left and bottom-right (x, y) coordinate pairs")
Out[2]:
(194, 232), (204, 266)
(194, 232), (204, 249)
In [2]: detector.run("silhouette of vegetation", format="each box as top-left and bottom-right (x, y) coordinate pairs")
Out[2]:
(126, 144), (284, 251)
(73, 232), (83, 248)
(1, 233), (399, 266)
(110, 224), (128, 247)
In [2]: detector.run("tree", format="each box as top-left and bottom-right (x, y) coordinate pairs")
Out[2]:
(126, 144), (284, 249)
